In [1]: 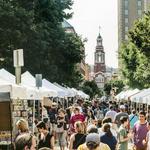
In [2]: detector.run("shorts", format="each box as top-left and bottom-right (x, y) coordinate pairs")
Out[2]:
(57, 131), (67, 146)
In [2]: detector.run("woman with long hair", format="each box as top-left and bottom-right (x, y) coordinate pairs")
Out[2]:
(36, 121), (54, 150)
(69, 121), (86, 150)
(100, 123), (117, 150)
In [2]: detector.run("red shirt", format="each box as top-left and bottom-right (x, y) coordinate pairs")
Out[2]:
(70, 114), (85, 132)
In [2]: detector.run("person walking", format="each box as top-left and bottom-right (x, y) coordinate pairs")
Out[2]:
(15, 133), (37, 150)
(133, 111), (148, 150)
(100, 123), (117, 150)
(114, 105), (129, 128)
(56, 108), (68, 150)
(129, 110), (138, 129)
(69, 121), (86, 150)
(36, 121), (54, 150)
(118, 116), (133, 150)
(77, 133), (110, 150)
(105, 106), (117, 123)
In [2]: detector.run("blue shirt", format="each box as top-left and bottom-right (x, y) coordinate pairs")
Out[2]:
(129, 114), (138, 129)
(100, 133), (117, 150)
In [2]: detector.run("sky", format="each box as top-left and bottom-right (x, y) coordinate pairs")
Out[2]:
(68, 0), (118, 68)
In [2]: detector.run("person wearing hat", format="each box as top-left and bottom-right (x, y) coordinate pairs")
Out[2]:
(77, 133), (110, 150)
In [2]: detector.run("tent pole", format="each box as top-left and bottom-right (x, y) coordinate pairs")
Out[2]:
(130, 101), (132, 113)
(33, 100), (35, 134)
(135, 102), (137, 112)
(139, 103), (141, 111)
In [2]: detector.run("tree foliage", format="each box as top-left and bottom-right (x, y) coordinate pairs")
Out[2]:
(0, 0), (84, 88)
(119, 11), (150, 89)
(104, 79), (124, 96)
(81, 80), (102, 99)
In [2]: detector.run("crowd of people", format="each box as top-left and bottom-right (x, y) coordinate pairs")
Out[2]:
(13, 99), (150, 150)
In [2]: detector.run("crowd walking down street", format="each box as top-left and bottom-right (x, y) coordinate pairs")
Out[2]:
(11, 99), (150, 150)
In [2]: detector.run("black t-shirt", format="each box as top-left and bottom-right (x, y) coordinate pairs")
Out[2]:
(57, 115), (69, 130)
(38, 132), (53, 149)
(73, 133), (86, 149)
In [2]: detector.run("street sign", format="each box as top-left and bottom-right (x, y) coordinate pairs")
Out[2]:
(13, 49), (24, 67)
(35, 74), (42, 88)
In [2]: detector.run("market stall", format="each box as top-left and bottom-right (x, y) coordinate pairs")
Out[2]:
(0, 92), (12, 150)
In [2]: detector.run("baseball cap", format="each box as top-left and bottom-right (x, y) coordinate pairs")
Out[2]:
(86, 125), (98, 133)
(120, 105), (125, 109)
(86, 133), (100, 144)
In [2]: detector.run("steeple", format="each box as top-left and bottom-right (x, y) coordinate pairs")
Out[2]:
(94, 27), (106, 73)
(96, 27), (103, 50)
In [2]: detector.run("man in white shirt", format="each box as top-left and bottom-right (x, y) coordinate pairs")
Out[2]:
(105, 106), (117, 122)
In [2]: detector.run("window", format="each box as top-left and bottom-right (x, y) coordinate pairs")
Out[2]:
(138, 9), (142, 16)
(138, 1), (142, 7)
(125, 18), (128, 24)
(125, 0), (128, 7)
(101, 54), (104, 63)
(125, 9), (128, 15)
(125, 34), (128, 40)
(125, 26), (128, 32)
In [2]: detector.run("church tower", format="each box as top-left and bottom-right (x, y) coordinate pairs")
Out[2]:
(94, 32), (106, 73)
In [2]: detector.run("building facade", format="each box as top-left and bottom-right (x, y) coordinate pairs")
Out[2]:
(94, 32), (106, 89)
(118, 0), (150, 47)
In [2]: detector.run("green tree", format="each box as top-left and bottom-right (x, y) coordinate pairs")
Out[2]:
(119, 11), (150, 88)
(81, 80), (102, 99)
(104, 79), (124, 96)
(0, 0), (84, 88)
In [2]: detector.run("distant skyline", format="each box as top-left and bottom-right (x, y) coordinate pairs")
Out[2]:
(68, 0), (118, 68)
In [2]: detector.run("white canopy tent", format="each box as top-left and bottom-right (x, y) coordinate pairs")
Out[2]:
(0, 68), (15, 84)
(142, 94), (150, 105)
(53, 82), (74, 97)
(77, 90), (89, 99)
(0, 69), (42, 100)
(130, 89), (150, 103)
(0, 78), (26, 99)
(115, 89), (139, 101)
(115, 91), (125, 101)
(21, 71), (58, 98)
(42, 79), (67, 98)
(124, 89), (140, 100)
(71, 88), (89, 99)
(116, 90), (130, 100)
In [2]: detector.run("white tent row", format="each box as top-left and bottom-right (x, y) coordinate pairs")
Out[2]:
(0, 69), (58, 99)
(115, 89), (140, 101)
(54, 82), (75, 97)
(54, 83), (89, 99)
(0, 68), (89, 99)
(130, 88), (150, 104)
(42, 79), (67, 98)
(21, 71), (58, 98)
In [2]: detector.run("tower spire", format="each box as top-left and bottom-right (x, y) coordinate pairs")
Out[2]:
(98, 26), (101, 38)
(99, 26), (101, 34)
